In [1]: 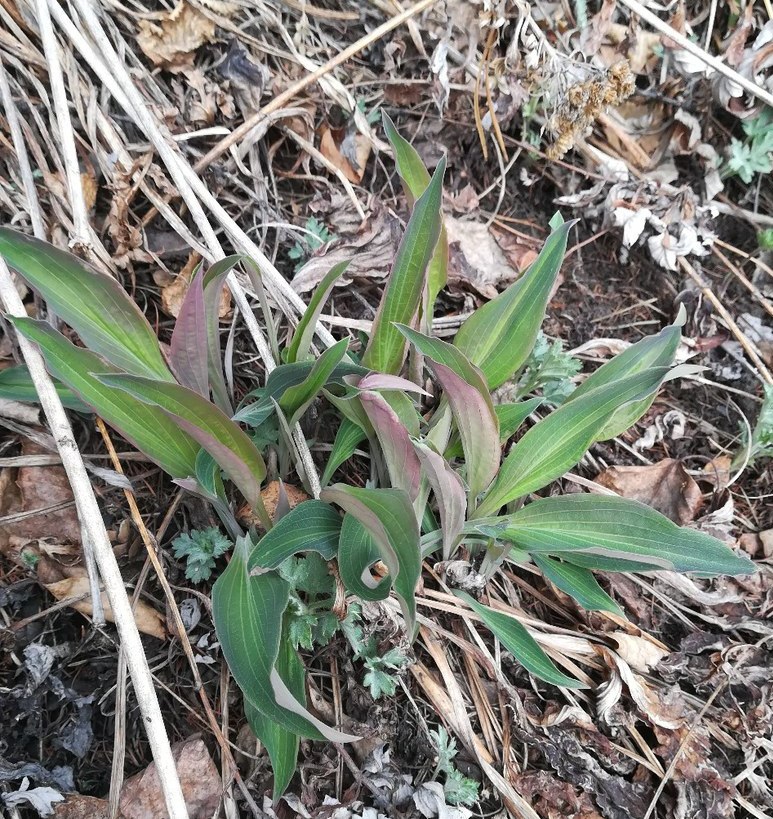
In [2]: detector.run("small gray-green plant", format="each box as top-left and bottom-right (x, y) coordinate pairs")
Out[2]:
(288, 216), (336, 270)
(0, 112), (756, 802)
(725, 107), (773, 183)
(516, 330), (580, 404)
(734, 384), (773, 468)
(430, 726), (480, 807)
(172, 527), (231, 583)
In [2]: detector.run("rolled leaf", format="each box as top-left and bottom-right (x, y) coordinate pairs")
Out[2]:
(96, 373), (266, 509)
(321, 485), (420, 635)
(475, 494), (755, 575)
(0, 228), (172, 380)
(475, 367), (671, 517)
(453, 221), (572, 390)
(0, 364), (91, 413)
(338, 512), (391, 600)
(10, 318), (199, 478)
(279, 338), (349, 425)
(454, 591), (583, 688)
(212, 537), (356, 741)
(286, 260), (349, 363)
(362, 158), (446, 374)
(321, 418), (367, 487)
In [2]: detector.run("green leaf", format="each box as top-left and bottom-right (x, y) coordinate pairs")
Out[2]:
(0, 228), (172, 380)
(453, 221), (572, 389)
(321, 485), (420, 635)
(531, 554), (622, 614)
(362, 157), (446, 373)
(96, 373), (266, 509)
(475, 367), (671, 517)
(9, 318), (199, 478)
(0, 364), (91, 412)
(250, 500), (341, 570)
(170, 265), (208, 396)
(212, 537), (356, 741)
(444, 398), (541, 460)
(476, 494), (755, 575)
(244, 630), (303, 800)
(286, 261), (349, 363)
(338, 512), (391, 600)
(454, 591), (583, 688)
(278, 338), (349, 425)
(321, 418), (367, 487)
(565, 323), (680, 440)
(382, 111), (448, 310)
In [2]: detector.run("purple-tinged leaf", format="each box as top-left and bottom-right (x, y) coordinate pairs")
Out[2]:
(432, 361), (500, 505)
(355, 373), (429, 394)
(321, 485), (420, 636)
(412, 440), (466, 559)
(96, 374), (266, 510)
(202, 255), (244, 415)
(170, 266), (208, 396)
(360, 390), (422, 500)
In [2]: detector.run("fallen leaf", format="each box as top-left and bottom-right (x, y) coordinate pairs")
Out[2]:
(596, 459), (703, 525)
(319, 125), (371, 184)
(237, 480), (309, 528)
(610, 632), (669, 673)
(702, 455), (732, 492)
(119, 738), (221, 819)
(53, 794), (109, 819)
(137, 2), (219, 73)
(44, 575), (166, 640)
(161, 252), (231, 320)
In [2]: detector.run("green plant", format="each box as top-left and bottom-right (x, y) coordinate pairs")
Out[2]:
(288, 217), (336, 270)
(429, 726), (479, 807)
(725, 107), (773, 183)
(172, 527), (231, 583)
(733, 384), (773, 468)
(0, 112), (755, 801)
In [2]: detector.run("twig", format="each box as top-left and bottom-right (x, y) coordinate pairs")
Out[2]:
(712, 245), (773, 321)
(34, 0), (92, 251)
(0, 257), (190, 819)
(618, 0), (773, 109)
(678, 257), (773, 385)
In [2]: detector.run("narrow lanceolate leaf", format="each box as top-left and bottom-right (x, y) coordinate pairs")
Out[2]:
(279, 338), (348, 425)
(250, 500), (341, 570)
(338, 512), (391, 600)
(396, 326), (499, 503)
(10, 318), (199, 477)
(445, 398), (541, 460)
(0, 364), (91, 413)
(321, 485), (421, 635)
(531, 554), (622, 615)
(286, 261), (349, 364)
(356, 372), (429, 394)
(382, 111), (448, 309)
(0, 228), (172, 380)
(412, 440), (466, 560)
(454, 591), (583, 688)
(212, 537), (356, 741)
(362, 158), (446, 374)
(566, 323), (681, 440)
(202, 255), (244, 415)
(96, 374), (266, 509)
(475, 367), (671, 517)
(453, 221), (573, 390)
(321, 418), (367, 487)
(170, 265), (208, 396)
(360, 390), (422, 500)
(244, 630), (303, 800)
(475, 494), (755, 576)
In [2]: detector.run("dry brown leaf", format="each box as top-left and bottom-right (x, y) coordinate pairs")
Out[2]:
(318, 125), (371, 184)
(137, 2), (218, 72)
(44, 572), (167, 640)
(595, 459), (703, 525)
(610, 632), (669, 673)
(120, 738), (221, 819)
(161, 252), (231, 319)
(53, 795), (110, 819)
(237, 480), (310, 528)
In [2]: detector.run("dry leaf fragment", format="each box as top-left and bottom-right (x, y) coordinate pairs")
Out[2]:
(161, 252), (230, 319)
(44, 573), (166, 640)
(137, 2), (218, 72)
(318, 125), (371, 184)
(596, 459), (703, 525)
